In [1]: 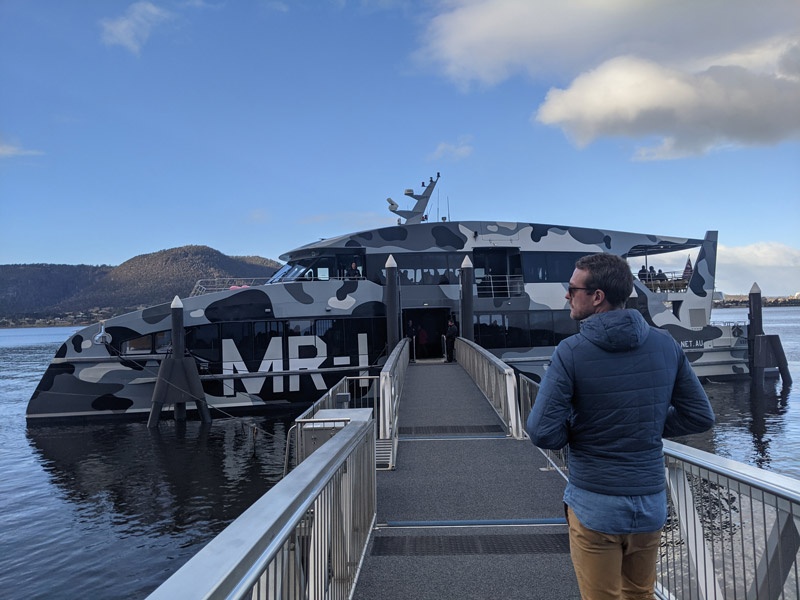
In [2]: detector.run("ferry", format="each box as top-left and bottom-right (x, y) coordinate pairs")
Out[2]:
(26, 174), (748, 422)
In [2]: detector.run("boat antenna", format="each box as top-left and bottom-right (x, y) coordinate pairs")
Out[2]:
(386, 172), (440, 224)
(447, 195), (450, 222)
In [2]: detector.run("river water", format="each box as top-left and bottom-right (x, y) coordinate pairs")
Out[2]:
(1, 307), (798, 599)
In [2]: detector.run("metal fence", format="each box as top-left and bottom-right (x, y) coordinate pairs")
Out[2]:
(455, 337), (523, 438)
(147, 411), (376, 600)
(661, 441), (800, 600)
(190, 277), (274, 296)
(377, 337), (409, 469)
(519, 374), (800, 599)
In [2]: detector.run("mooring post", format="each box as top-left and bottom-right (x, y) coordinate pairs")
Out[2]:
(748, 283), (764, 384)
(747, 283), (793, 392)
(385, 255), (399, 351)
(147, 296), (211, 427)
(460, 255), (474, 342)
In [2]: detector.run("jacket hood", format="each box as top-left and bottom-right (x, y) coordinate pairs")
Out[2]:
(580, 309), (650, 352)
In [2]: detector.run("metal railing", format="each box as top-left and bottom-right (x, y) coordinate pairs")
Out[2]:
(520, 374), (800, 599)
(287, 337), (408, 472)
(377, 337), (409, 470)
(476, 274), (525, 298)
(190, 277), (274, 296)
(455, 337), (523, 439)
(661, 441), (800, 600)
(147, 411), (376, 600)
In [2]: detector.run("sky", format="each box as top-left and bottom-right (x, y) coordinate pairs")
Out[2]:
(1, 0), (798, 296)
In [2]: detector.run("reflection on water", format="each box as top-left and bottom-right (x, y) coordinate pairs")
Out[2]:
(676, 377), (797, 479)
(18, 417), (294, 599)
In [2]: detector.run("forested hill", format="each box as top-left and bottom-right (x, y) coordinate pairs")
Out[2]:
(0, 245), (281, 325)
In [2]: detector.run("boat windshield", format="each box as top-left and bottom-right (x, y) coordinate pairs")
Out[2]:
(268, 254), (366, 283)
(269, 261), (312, 283)
(267, 263), (292, 283)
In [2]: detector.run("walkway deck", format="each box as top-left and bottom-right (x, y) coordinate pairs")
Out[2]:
(353, 360), (581, 600)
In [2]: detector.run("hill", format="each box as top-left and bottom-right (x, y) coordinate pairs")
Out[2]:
(0, 246), (281, 326)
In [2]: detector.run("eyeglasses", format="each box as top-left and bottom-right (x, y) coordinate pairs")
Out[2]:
(567, 286), (596, 297)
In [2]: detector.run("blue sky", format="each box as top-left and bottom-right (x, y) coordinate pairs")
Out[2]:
(1, 0), (798, 296)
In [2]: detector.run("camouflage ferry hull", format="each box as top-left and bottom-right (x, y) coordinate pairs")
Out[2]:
(27, 178), (748, 422)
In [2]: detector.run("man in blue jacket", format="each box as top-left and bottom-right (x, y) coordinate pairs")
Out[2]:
(526, 253), (714, 599)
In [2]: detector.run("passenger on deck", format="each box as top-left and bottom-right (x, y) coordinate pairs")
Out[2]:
(638, 265), (648, 281)
(526, 253), (714, 599)
(345, 262), (361, 279)
(656, 269), (668, 282)
(648, 266), (657, 281)
(445, 319), (458, 363)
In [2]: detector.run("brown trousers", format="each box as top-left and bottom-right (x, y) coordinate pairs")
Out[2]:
(566, 506), (662, 600)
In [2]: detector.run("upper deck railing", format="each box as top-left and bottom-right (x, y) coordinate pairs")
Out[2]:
(520, 374), (800, 599)
(190, 277), (273, 296)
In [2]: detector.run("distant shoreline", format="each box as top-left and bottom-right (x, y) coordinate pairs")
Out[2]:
(2, 297), (798, 330)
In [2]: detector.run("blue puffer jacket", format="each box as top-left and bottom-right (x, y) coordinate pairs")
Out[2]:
(526, 309), (715, 496)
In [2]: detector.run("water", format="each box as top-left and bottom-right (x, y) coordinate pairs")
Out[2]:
(678, 306), (800, 478)
(0, 328), (295, 599)
(1, 309), (798, 598)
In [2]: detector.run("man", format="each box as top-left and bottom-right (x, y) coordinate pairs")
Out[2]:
(526, 253), (714, 599)
(345, 261), (361, 279)
(445, 318), (458, 362)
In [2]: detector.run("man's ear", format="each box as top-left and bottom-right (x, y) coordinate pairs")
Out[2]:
(592, 289), (605, 307)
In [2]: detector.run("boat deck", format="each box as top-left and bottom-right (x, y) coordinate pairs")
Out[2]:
(352, 360), (580, 600)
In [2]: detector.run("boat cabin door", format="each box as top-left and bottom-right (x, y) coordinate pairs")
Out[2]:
(402, 307), (450, 360)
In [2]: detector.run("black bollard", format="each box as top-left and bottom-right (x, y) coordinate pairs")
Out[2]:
(147, 296), (212, 427)
(459, 255), (474, 342)
(747, 283), (763, 380)
(386, 255), (400, 351)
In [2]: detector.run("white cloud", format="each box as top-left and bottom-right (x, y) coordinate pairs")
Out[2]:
(429, 136), (474, 161)
(716, 242), (800, 296)
(247, 209), (269, 223)
(100, 2), (173, 55)
(418, 0), (800, 157)
(534, 55), (800, 159)
(0, 139), (43, 158)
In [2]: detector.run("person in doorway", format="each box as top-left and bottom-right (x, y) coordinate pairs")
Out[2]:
(445, 318), (458, 363)
(405, 320), (417, 362)
(526, 253), (714, 599)
(417, 326), (428, 359)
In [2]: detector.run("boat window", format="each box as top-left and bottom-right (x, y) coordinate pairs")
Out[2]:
(529, 311), (555, 347)
(521, 252), (591, 282)
(365, 252), (462, 286)
(186, 324), (221, 364)
(154, 331), (172, 353)
(254, 321), (283, 355)
(553, 310), (579, 343)
(505, 313), (530, 347)
(271, 261), (315, 282)
(288, 320), (313, 337)
(268, 263), (292, 283)
(222, 322), (255, 365)
(121, 334), (153, 355)
(473, 310), (577, 349)
(476, 314), (506, 348)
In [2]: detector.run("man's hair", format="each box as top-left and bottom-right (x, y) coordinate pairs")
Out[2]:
(575, 254), (634, 308)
